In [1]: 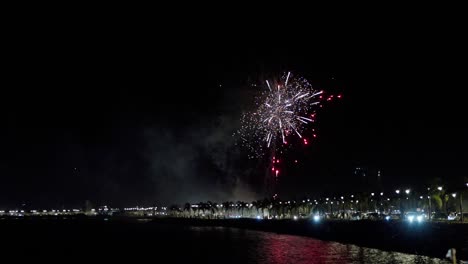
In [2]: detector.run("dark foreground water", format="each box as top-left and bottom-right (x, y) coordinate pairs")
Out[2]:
(1, 219), (448, 263)
(178, 226), (445, 264)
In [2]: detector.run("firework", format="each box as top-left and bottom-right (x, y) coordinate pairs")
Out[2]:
(239, 72), (327, 157)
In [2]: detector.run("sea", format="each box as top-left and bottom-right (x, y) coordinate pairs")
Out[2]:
(0, 219), (448, 263)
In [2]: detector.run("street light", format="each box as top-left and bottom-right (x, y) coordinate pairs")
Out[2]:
(380, 192), (384, 196)
(371, 193), (374, 196)
(437, 186), (443, 191)
(395, 190), (400, 194)
(452, 193), (456, 198)
(405, 189), (410, 194)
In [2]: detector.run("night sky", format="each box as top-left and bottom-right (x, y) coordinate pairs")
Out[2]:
(1, 18), (466, 208)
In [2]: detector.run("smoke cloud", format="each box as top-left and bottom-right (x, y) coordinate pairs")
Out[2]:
(144, 113), (260, 205)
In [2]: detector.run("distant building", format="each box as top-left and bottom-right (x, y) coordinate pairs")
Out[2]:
(354, 167), (366, 177)
(354, 167), (383, 192)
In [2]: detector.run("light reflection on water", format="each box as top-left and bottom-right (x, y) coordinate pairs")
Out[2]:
(189, 226), (446, 264)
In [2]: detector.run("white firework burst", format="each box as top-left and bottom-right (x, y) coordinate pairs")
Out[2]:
(238, 72), (323, 157)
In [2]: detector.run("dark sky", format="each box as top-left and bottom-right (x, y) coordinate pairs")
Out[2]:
(1, 16), (466, 208)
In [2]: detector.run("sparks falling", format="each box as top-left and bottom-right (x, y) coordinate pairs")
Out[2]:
(239, 72), (336, 158)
